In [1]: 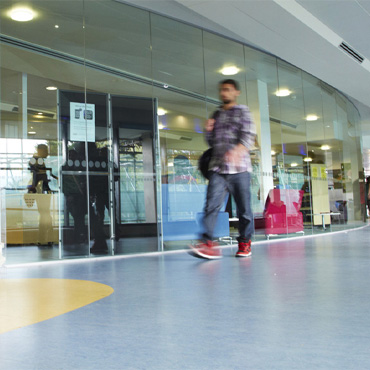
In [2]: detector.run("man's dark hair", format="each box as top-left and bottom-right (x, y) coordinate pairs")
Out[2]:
(220, 79), (240, 91)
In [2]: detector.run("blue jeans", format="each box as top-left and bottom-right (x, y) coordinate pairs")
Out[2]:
(203, 171), (253, 242)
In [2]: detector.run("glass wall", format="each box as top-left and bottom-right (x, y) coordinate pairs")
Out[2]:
(0, 0), (366, 265)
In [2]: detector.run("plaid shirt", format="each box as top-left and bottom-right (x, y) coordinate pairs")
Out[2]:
(205, 105), (256, 174)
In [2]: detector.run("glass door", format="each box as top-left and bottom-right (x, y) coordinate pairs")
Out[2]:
(58, 91), (160, 258)
(111, 95), (160, 255)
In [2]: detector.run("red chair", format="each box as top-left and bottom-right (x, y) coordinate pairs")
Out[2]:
(263, 189), (304, 238)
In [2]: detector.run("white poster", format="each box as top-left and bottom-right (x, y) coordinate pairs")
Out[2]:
(70, 102), (95, 142)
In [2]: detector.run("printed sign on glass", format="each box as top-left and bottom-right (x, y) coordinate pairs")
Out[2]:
(70, 102), (95, 142)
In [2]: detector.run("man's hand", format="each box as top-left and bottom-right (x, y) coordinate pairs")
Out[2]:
(205, 118), (215, 132)
(224, 144), (248, 167)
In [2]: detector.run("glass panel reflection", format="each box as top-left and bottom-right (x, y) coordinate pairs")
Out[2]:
(112, 96), (159, 255)
(120, 139), (146, 223)
(0, 0), (367, 265)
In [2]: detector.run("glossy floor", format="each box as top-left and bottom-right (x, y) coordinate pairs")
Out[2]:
(4, 221), (365, 265)
(1, 226), (370, 369)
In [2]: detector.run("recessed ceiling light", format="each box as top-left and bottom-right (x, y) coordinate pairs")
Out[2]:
(306, 114), (318, 121)
(275, 89), (291, 97)
(291, 162), (298, 167)
(28, 131), (36, 135)
(304, 157), (313, 162)
(9, 8), (35, 22)
(46, 86), (57, 91)
(157, 108), (167, 116)
(55, 25), (59, 29)
(37, 112), (43, 116)
(271, 150), (276, 155)
(321, 145), (330, 151)
(220, 66), (240, 76)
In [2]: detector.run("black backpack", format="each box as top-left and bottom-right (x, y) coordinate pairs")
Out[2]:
(198, 148), (213, 180)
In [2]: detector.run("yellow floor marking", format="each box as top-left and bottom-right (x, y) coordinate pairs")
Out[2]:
(0, 279), (114, 334)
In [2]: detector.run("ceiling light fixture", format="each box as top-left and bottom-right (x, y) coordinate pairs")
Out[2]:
(321, 145), (330, 151)
(220, 66), (240, 76)
(290, 162), (298, 167)
(306, 114), (318, 121)
(158, 124), (165, 130)
(304, 157), (313, 162)
(28, 131), (36, 135)
(275, 89), (291, 97)
(46, 86), (57, 91)
(271, 150), (276, 155)
(157, 108), (167, 116)
(55, 25), (59, 29)
(9, 8), (35, 22)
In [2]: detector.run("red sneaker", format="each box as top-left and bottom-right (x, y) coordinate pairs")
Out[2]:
(235, 240), (252, 257)
(190, 241), (222, 259)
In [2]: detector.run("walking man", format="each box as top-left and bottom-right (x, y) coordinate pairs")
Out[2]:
(191, 79), (256, 259)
